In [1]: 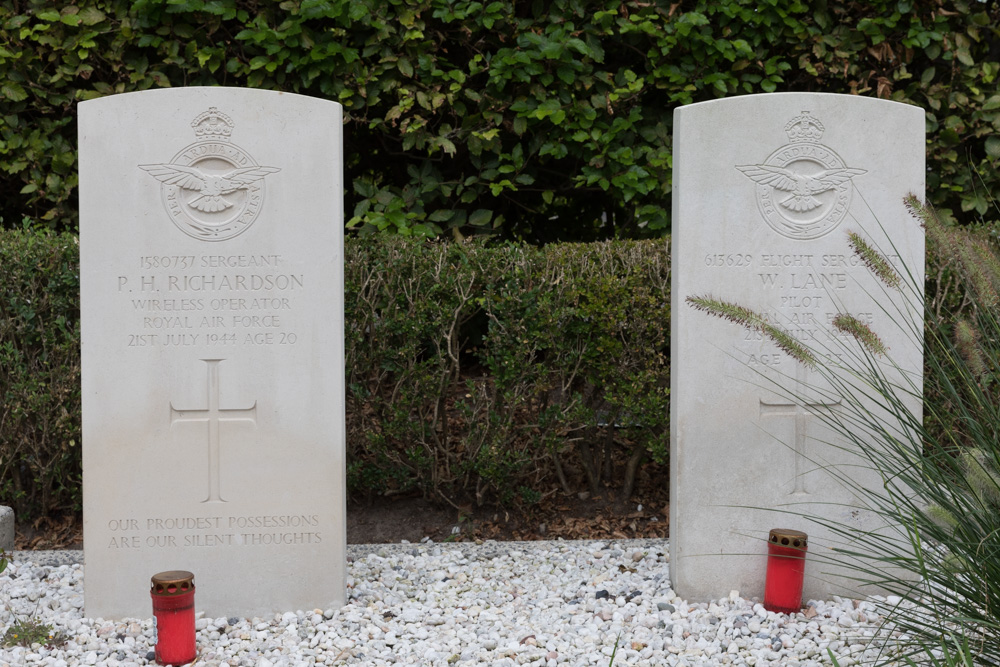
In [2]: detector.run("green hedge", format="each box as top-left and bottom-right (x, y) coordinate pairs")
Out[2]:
(0, 228), (81, 519)
(1, 1), (998, 240)
(0, 228), (670, 520)
(4, 222), (996, 521)
(345, 238), (670, 507)
(4, 222), (997, 520)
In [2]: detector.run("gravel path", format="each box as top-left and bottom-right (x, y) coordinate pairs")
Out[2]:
(1, 539), (895, 666)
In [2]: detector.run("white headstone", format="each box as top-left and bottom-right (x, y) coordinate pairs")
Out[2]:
(79, 88), (345, 619)
(0, 505), (13, 551)
(670, 93), (924, 602)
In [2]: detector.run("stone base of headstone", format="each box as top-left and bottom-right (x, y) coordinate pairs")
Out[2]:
(0, 506), (14, 551)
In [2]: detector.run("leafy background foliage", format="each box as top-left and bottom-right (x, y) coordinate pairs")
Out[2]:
(1, 0), (999, 241)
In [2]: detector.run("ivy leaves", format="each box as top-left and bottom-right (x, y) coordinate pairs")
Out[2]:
(0, 0), (998, 237)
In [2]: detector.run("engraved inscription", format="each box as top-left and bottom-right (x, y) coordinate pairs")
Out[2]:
(118, 253), (302, 348)
(699, 244), (891, 493)
(170, 359), (257, 503)
(736, 112), (867, 240)
(702, 251), (894, 355)
(166, 274), (303, 291)
(104, 514), (322, 549)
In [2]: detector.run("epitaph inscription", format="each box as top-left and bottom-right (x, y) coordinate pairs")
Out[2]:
(105, 513), (323, 550)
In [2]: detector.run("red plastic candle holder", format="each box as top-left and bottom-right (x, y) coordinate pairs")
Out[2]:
(150, 570), (197, 666)
(763, 529), (807, 614)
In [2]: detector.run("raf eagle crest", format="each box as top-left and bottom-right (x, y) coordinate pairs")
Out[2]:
(736, 111), (865, 240)
(139, 107), (280, 242)
(139, 164), (280, 214)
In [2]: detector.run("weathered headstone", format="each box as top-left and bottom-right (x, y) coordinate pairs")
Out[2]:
(0, 505), (13, 551)
(79, 88), (345, 618)
(670, 93), (924, 601)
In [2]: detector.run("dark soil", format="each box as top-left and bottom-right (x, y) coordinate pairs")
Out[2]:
(347, 487), (669, 544)
(346, 447), (671, 543)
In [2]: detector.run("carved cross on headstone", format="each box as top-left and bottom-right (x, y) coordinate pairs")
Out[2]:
(170, 358), (256, 503)
(758, 365), (841, 495)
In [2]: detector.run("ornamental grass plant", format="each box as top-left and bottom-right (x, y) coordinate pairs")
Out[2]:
(689, 195), (1000, 666)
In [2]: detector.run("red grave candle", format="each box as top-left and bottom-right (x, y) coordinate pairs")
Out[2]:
(150, 571), (197, 665)
(763, 529), (807, 614)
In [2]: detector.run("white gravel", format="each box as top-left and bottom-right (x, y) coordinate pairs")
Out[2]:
(1, 539), (899, 666)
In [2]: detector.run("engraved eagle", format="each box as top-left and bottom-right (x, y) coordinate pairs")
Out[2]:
(736, 164), (867, 213)
(139, 163), (280, 213)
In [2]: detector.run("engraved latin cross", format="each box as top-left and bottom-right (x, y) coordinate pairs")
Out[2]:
(758, 365), (841, 495)
(170, 358), (256, 503)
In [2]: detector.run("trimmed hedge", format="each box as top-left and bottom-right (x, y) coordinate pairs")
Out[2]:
(345, 238), (670, 507)
(1, 1), (999, 240)
(0, 228), (81, 518)
(0, 228), (670, 520)
(3, 224), (995, 521)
